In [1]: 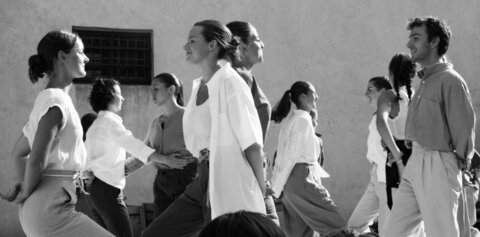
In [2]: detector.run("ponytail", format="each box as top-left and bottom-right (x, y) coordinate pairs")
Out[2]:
(271, 90), (292, 123)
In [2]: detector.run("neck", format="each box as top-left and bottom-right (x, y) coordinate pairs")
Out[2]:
(419, 54), (443, 68)
(45, 71), (73, 92)
(158, 99), (182, 116)
(232, 59), (254, 72)
(201, 58), (223, 83)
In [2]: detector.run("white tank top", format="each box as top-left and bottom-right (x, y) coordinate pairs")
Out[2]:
(388, 87), (411, 140)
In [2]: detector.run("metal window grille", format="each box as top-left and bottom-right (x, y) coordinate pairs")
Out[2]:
(72, 26), (153, 85)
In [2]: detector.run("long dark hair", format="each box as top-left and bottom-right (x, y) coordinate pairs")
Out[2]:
(28, 30), (79, 83)
(388, 53), (415, 101)
(194, 20), (239, 60)
(271, 81), (312, 123)
(153, 73), (184, 106)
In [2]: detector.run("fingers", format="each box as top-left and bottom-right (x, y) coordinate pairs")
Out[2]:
(1, 183), (21, 202)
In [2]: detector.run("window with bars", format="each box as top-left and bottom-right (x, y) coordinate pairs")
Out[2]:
(72, 26), (153, 85)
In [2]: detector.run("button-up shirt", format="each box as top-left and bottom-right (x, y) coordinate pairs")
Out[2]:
(86, 111), (155, 189)
(405, 62), (475, 160)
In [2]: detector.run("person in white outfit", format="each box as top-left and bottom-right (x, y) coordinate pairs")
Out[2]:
(348, 76), (392, 235)
(270, 81), (346, 237)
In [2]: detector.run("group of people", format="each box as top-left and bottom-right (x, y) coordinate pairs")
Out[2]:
(0, 15), (477, 237)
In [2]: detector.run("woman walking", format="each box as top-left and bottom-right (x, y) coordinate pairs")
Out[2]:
(270, 81), (346, 237)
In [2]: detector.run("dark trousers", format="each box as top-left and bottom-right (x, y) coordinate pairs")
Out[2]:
(385, 139), (412, 209)
(153, 161), (198, 217)
(142, 160), (210, 237)
(89, 177), (133, 237)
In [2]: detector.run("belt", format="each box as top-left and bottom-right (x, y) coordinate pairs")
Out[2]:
(43, 169), (90, 195)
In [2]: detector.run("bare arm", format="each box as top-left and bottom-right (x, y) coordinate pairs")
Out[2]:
(11, 134), (30, 183)
(244, 143), (266, 196)
(14, 107), (62, 203)
(376, 91), (402, 161)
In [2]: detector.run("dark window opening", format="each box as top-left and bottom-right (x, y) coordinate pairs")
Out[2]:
(72, 26), (153, 85)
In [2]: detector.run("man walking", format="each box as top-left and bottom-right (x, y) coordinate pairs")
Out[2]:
(384, 16), (476, 237)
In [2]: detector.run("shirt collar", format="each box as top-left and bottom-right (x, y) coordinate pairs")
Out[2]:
(98, 110), (123, 123)
(417, 62), (452, 79)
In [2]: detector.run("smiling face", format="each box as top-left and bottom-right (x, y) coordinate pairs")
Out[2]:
(406, 25), (434, 65)
(108, 84), (124, 113)
(63, 39), (89, 78)
(183, 26), (210, 64)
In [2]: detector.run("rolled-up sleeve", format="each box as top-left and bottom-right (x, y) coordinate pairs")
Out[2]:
(110, 121), (155, 164)
(444, 83), (476, 161)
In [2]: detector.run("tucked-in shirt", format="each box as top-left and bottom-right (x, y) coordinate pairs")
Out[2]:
(367, 115), (387, 183)
(271, 110), (329, 198)
(86, 110), (155, 189)
(144, 109), (194, 167)
(405, 62), (475, 160)
(183, 96), (211, 157)
(23, 88), (86, 171)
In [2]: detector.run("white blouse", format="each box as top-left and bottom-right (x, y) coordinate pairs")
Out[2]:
(23, 88), (86, 171)
(85, 111), (155, 190)
(367, 115), (387, 183)
(182, 95), (211, 157)
(271, 110), (329, 198)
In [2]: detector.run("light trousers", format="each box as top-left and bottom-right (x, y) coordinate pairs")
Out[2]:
(348, 164), (389, 235)
(384, 143), (462, 237)
(19, 176), (113, 237)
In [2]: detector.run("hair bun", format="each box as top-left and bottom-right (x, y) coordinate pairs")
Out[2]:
(230, 36), (240, 47)
(28, 54), (46, 83)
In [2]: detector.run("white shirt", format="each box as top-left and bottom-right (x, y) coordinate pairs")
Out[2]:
(367, 115), (387, 183)
(183, 62), (266, 218)
(86, 111), (155, 189)
(23, 88), (86, 171)
(183, 97), (211, 157)
(271, 110), (329, 198)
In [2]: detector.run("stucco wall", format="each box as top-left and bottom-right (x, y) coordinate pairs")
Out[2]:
(1, 0), (479, 235)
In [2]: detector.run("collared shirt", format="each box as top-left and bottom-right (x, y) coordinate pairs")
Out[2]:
(271, 110), (329, 198)
(23, 88), (86, 171)
(405, 62), (475, 160)
(86, 110), (155, 189)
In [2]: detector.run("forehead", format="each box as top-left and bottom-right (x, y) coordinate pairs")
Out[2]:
(409, 25), (427, 37)
(74, 38), (84, 50)
(151, 79), (166, 87)
(188, 26), (204, 38)
(113, 84), (121, 92)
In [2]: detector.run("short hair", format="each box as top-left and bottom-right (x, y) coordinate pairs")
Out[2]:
(194, 19), (239, 60)
(407, 16), (451, 57)
(88, 78), (120, 113)
(28, 30), (79, 83)
(198, 211), (285, 237)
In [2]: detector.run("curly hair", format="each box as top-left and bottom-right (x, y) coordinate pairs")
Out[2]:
(88, 78), (119, 113)
(407, 16), (451, 57)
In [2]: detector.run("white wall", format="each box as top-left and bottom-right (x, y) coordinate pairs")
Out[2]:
(1, 0), (479, 235)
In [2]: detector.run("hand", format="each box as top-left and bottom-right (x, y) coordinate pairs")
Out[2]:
(458, 158), (471, 171)
(12, 185), (28, 204)
(265, 187), (274, 196)
(83, 171), (94, 188)
(151, 153), (188, 169)
(0, 183), (22, 202)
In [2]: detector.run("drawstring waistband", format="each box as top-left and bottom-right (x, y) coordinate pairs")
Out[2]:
(43, 169), (90, 195)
